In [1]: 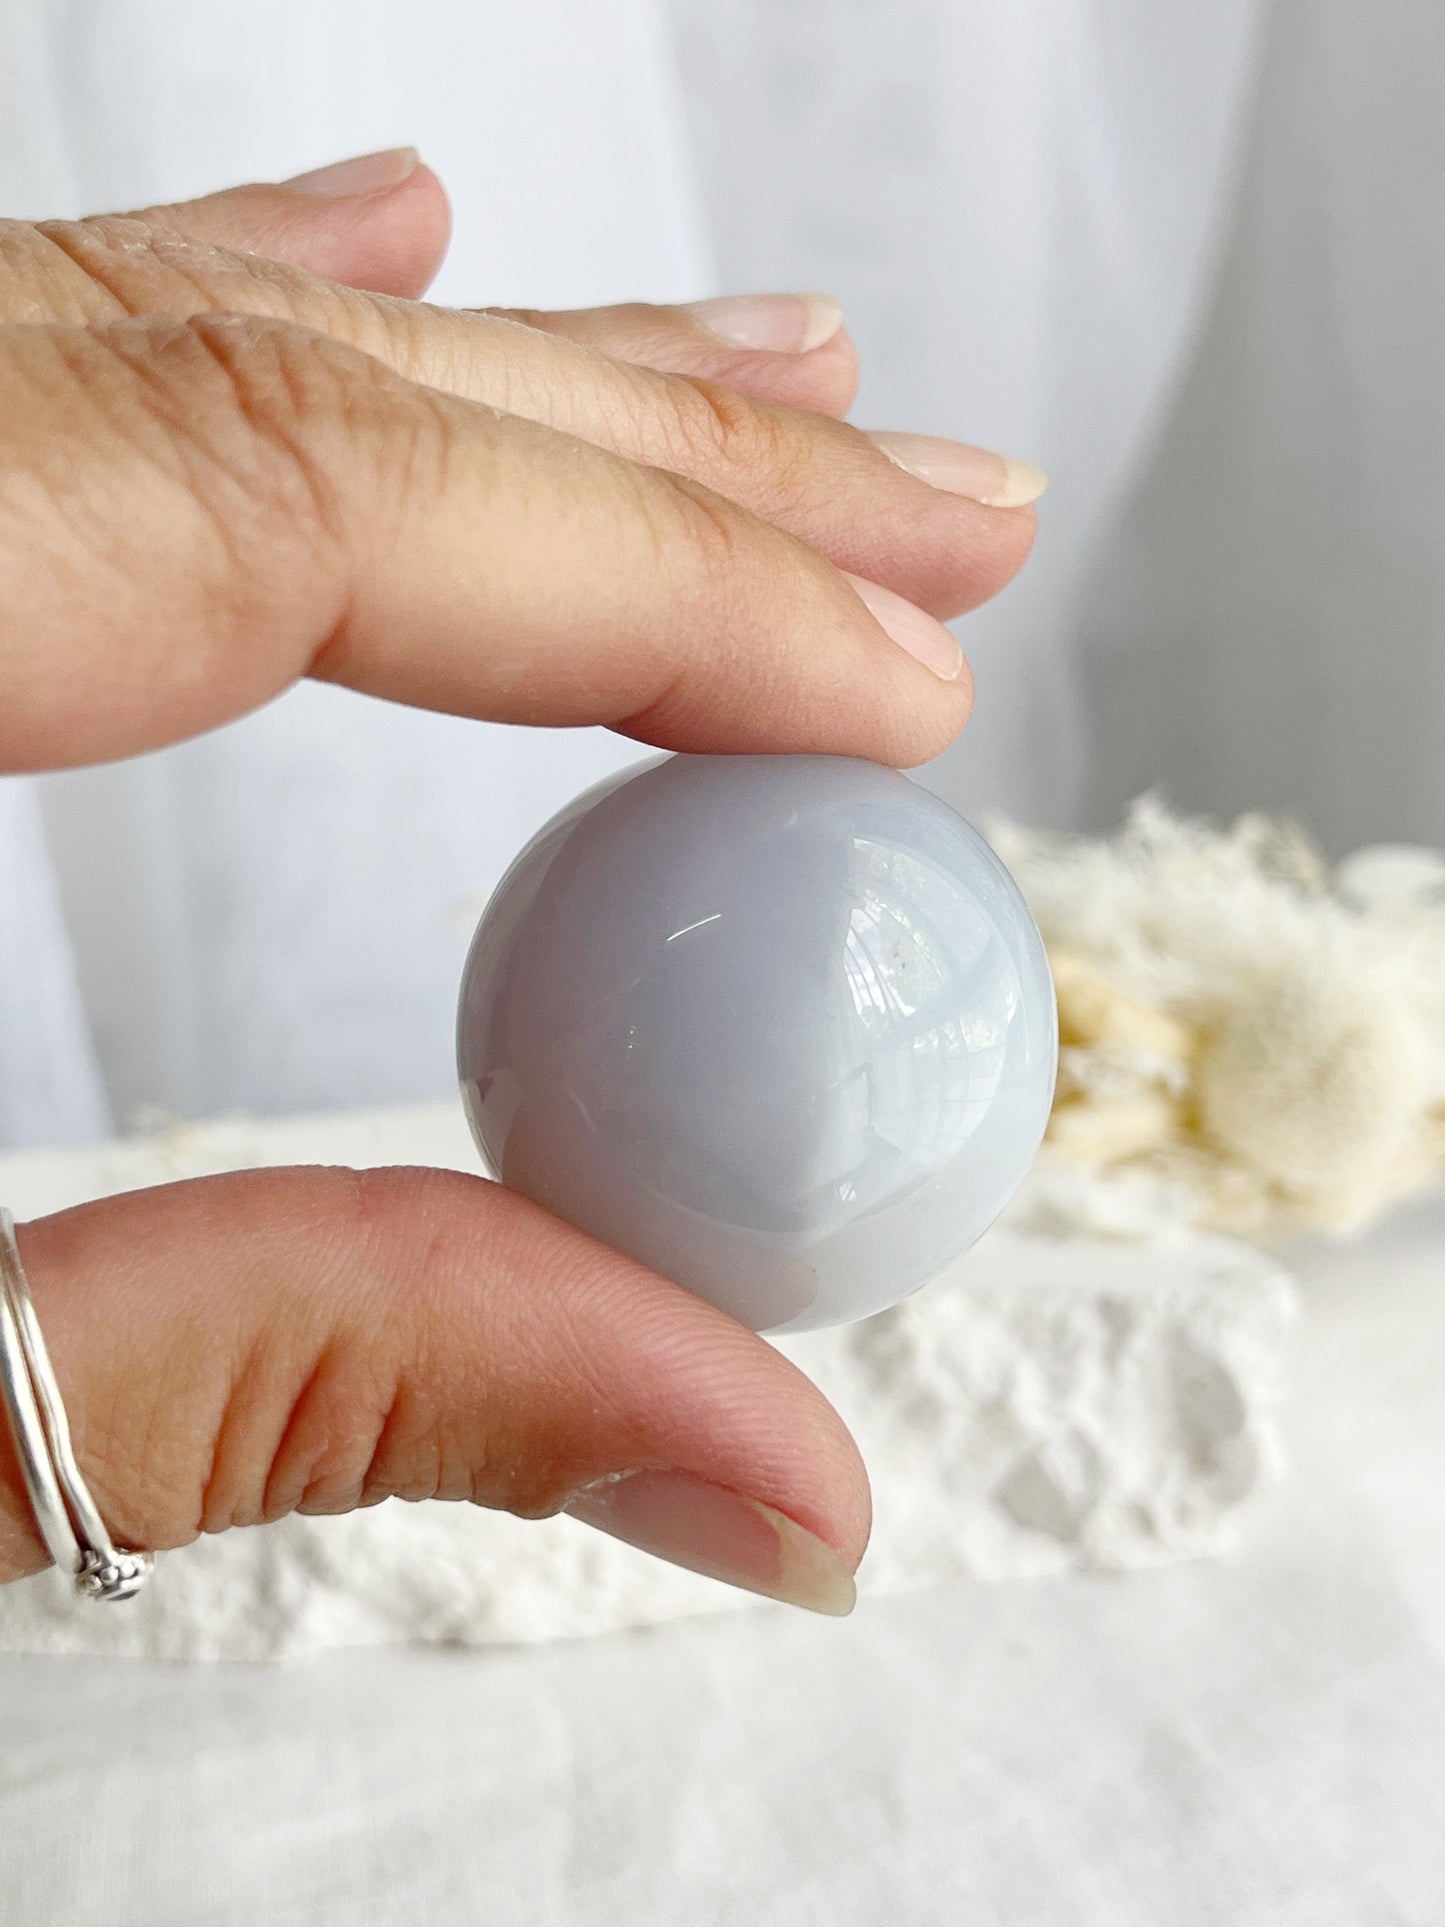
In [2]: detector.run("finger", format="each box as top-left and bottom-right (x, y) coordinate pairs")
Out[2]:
(0, 313), (970, 771)
(24, 172), (854, 418)
(140, 148), (453, 298)
(485, 294), (861, 419)
(4, 216), (1039, 621)
(0, 1167), (869, 1615)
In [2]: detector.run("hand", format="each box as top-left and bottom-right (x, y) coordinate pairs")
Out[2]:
(0, 149), (1041, 1612)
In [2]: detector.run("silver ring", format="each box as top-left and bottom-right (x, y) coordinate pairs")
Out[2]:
(0, 1207), (154, 1602)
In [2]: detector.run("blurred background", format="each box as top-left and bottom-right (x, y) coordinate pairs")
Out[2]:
(0, 0), (1440, 1146)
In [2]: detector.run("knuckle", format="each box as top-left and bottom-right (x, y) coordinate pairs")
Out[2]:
(656, 467), (751, 585)
(343, 289), (444, 391)
(123, 312), (356, 576)
(637, 471), (768, 707)
(21, 308), (344, 519)
(0, 315), (361, 761)
(1, 217), (145, 323)
(261, 1342), (405, 1525)
(32, 215), (233, 322)
(285, 1168), (490, 1517)
(475, 303), (547, 332)
(0, 220), (97, 323)
(26, 212), (373, 346)
(195, 1178), (399, 1529)
(652, 466), (815, 655)
(617, 468), (791, 735)
(659, 372), (813, 501)
(123, 315), (359, 677)
(192, 1164), (635, 1542)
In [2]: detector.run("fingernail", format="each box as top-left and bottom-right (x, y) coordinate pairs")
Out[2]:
(682, 292), (844, 354)
(284, 146), (421, 199)
(564, 1469), (857, 1617)
(866, 430), (1049, 508)
(845, 573), (965, 683)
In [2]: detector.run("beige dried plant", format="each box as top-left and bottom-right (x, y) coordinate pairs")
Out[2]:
(991, 799), (1445, 1242)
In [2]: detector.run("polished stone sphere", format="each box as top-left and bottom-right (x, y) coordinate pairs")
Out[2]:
(457, 754), (1057, 1333)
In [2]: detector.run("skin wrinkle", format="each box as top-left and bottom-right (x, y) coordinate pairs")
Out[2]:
(35, 216), (296, 327)
(329, 374), (458, 613)
(594, 470), (754, 734)
(7, 324), (287, 670)
(260, 1346), (348, 1523)
(165, 1173), (380, 1538)
(311, 1171), (499, 1514)
(242, 1177), (414, 1524)
(361, 1383), (445, 1512)
(170, 315), (358, 600)
(671, 373), (815, 510)
(1, 221), (129, 323)
(0, 325), (172, 506)
(352, 1186), (514, 1511)
(5, 341), (259, 716)
(0, 224), (97, 325)
(298, 1351), (416, 1518)
(198, 1324), (274, 1535)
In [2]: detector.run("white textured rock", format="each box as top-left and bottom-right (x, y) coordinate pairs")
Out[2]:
(0, 1103), (1296, 1660)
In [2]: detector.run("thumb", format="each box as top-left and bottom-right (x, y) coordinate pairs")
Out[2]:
(139, 147), (453, 298)
(0, 1167), (868, 1615)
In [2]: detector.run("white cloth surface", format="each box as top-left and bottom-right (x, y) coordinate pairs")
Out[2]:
(1, 1189), (1442, 1924)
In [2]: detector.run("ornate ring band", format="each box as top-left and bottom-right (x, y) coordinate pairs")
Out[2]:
(0, 1207), (154, 1602)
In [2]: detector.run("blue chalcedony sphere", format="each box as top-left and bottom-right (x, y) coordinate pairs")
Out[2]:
(457, 754), (1057, 1333)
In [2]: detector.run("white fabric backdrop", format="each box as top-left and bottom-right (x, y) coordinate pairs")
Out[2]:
(669, 0), (1261, 830)
(0, 0), (705, 1143)
(1077, 0), (1445, 855)
(6, 0), (1432, 1147)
